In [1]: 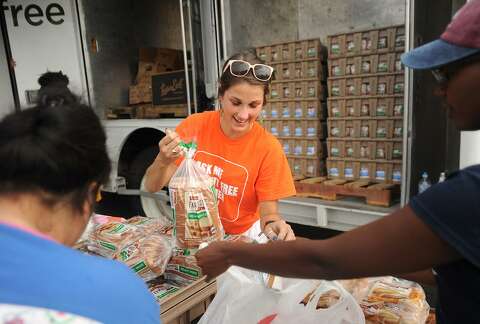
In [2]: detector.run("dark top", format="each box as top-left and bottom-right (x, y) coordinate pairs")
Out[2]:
(410, 165), (480, 324)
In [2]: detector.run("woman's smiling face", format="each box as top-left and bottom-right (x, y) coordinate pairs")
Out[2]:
(219, 82), (265, 138)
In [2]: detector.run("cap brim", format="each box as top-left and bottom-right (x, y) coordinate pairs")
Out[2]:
(401, 39), (480, 70)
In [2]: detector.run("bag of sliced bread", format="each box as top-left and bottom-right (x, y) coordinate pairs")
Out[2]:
(168, 141), (223, 249)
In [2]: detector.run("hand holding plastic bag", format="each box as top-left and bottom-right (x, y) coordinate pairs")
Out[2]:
(199, 266), (365, 324)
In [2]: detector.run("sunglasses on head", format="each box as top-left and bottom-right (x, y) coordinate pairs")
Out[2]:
(223, 59), (274, 81)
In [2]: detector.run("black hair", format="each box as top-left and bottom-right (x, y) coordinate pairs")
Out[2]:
(37, 71), (78, 108)
(0, 91), (110, 213)
(219, 50), (271, 104)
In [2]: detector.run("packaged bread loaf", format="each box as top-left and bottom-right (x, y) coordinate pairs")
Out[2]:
(127, 216), (173, 236)
(342, 277), (430, 324)
(113, 233), (173, 281)
(88, 221), (142, 258)
(169, 141), (223, 249)
(164, 248), (203, 286)
(147, 277), (180, 303)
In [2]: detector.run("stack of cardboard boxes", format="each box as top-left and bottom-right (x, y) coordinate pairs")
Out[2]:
(256, 39), (328, 178)
(326, 25), (405, 184)
(129, 48), (184, 105)
(106, 48), (186, 119)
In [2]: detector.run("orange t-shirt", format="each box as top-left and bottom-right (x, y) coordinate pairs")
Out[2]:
(174, 111), (296, 234)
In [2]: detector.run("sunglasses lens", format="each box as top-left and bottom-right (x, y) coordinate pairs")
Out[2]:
(230, 61), (250, 76)
(431, 69), (447, 84)
(254, 65), (272, 80)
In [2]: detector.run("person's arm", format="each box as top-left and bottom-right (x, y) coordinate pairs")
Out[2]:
(145, 159), (177, 192)
(397, 269), (436, 286)
(144, 130), (181, 192)
(259, 200), (295, 241)
(196, 205), (460, 280)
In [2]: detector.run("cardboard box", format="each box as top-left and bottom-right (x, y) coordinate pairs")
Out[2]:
(346, 78), (360, 96)
(329, 119), (345, 137)
(270, 83), (281, 100)
(327, 140), (345, 158)
(357, 141), (375, 159)
(269, 120), (280, 136)
(394, 25), (406, 51)
(345, 33), (362, 56)
(303, 60), (323, 79)
(329, 79), (345, 97)
(281, 120), (293, 137)
(373, 119), (394, 139)
(373, 141), (393, 160)
(376, 75), (394, 95)
(326, 159), (344, 178)
(392, 142), (403, 160)
(129, 85), (141, 105)
(393, 97), (404, 116)
(359, 161), (375, 180)
(328, 34), (346, 58)
(394, 52), (404, 72)
(137, 48), (183, 83)
(359, 119), (371, 138)
(394, 74), (405, 94)
(271, 102), (281, 118)
(345, 120), (357, 138)
(345, 141), (356, 158)
(372, 97), (394, 117)
(374, 162), (393, 182)
(282, 43), (296, 61)
(393, 119), (404, 138)
(280, 102), (293, 119)
(392, 164), (402, 183)
(328, 99), (345, 118)
(305, 159), (326, 177)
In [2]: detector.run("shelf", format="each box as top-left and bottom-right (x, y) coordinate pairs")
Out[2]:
(327, 71), (404, 80)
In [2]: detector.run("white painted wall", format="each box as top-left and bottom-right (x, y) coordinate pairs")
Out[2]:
(0, 28), (15, 118)
(4, 0), (87, 107)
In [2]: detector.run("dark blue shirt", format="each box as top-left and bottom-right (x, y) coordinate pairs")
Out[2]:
(0, 223), (160, 324)
(410, 165), (480, 324)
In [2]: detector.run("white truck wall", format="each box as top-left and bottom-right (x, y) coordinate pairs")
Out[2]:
(0, 28), (15, 118)
(226, 0), (405, 54)
(4, 0), (88, 107)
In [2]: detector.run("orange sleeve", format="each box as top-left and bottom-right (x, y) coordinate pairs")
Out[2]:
(255, 136), (296, 202)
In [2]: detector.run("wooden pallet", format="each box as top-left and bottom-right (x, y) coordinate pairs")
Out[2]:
(144, 105), (188, 118)
(106, 105), (145, 119)
(106, 104), (188, 119)
(295, 177), (400, 207)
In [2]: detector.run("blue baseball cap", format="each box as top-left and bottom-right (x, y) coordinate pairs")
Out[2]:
(402, 0), (480, 70)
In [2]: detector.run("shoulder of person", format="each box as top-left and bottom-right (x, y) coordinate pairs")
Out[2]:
(76, 254), (158, 309)
(186, 110), (217, 123)
(255, 124), (282, 149)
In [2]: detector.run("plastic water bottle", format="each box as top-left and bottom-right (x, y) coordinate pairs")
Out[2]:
(438, 172), (446, 183)
(418, 172), (431, 194)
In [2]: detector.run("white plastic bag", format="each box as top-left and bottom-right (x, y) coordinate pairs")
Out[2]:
(199, 266), (365, 324)
(168, 141), (224, 249)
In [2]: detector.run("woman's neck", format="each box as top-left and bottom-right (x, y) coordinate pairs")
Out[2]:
(0, 195), (83, 245)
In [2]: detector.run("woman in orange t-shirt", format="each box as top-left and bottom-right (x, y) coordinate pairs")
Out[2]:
(145, 51), (296, 240)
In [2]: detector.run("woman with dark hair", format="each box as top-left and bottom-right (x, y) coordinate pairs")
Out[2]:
(0, 96), (160, 322)
(145, 50), (296, 240)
